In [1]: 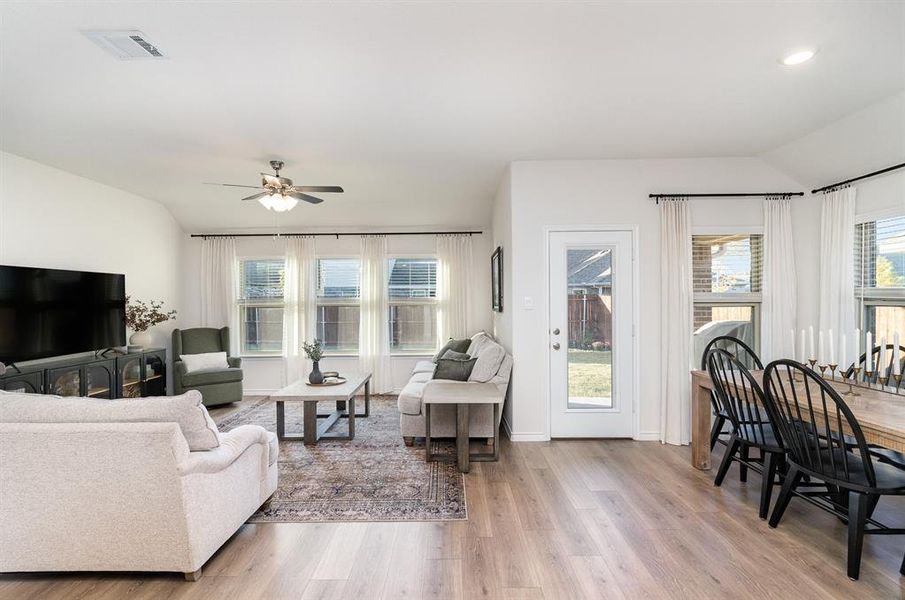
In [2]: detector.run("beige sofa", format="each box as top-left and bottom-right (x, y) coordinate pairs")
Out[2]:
(398, 332), (512, 444)
(0, 390), (277, 581)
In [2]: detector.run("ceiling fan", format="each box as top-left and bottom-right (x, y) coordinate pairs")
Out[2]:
(205, 160), (343, 212)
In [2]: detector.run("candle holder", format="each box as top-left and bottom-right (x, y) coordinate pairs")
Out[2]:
(847, 367), (862, 396)
(818, 364), (828, 379)
(864, 370), (875, 389)
(829, 364), (838, 381)
(808, 359), (817, 371)
(879, 374), (890, 389)
(894, 374), (903, 393)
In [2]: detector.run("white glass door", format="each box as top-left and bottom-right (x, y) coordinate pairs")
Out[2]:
(549, 230), (635, 437)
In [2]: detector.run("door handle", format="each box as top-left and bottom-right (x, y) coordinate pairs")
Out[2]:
(552, 342), (561, 350)
(552, 328), (560, 335)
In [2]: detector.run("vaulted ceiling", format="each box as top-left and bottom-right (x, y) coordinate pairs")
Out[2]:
(1, 1), (903, 231)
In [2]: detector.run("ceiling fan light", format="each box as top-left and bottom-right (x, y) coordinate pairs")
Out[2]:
(270, 193), (292, 212)
(258, 194), (274, 211)
(284, 197), (299, 211)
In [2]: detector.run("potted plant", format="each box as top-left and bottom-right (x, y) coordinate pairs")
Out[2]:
(302, 339), (325, 384)
(125, 296), (177, 348)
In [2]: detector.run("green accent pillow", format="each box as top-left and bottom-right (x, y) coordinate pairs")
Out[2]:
(433, 356), (478, 381)
(432, 338), (472, 363)
(441, 350), (470, 361)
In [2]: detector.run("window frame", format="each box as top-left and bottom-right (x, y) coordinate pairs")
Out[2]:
(236, 256), (286, 358)
(388, 254), (439, 356)
(315, 255), (362, 356)
(855, 213), (905, 336)
(691, 228), (764, 354)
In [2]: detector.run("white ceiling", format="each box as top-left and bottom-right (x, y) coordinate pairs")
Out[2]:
(1, 1), (903, 231)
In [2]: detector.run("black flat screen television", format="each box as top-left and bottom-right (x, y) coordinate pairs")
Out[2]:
(0, 265), (126, 364)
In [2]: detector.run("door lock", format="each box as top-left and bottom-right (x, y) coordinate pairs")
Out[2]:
(552, 342), (561, 350)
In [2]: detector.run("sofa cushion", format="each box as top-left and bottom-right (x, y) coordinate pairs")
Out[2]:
(398, 380), (427, 415)
(466, 332), (493, 357)
(182, 367), (243, 387)
(434, 356), (478, 381)
(411, 360), (437, 375)
(410, 371), (434, 384)
(0, 389), (220, 451)
(432, 338), (472, 363)
(469, 340), (506, 383)
(181, 351), (229, 373)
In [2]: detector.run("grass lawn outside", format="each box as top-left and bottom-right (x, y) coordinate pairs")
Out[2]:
(568, 349), (612, 402)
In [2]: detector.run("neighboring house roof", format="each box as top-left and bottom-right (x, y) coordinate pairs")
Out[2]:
(568, 249), (612, 287)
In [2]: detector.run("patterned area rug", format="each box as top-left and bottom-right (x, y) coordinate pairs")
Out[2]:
(214, 396), (466, 523)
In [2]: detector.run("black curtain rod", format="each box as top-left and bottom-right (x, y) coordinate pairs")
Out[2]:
(190, 230), (483, 239)
(649, 192), (804, 204)
(811, 162), (905, 194)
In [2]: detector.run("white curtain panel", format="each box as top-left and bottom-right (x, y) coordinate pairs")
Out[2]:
(437, 234), (473, 342)
(283, 236), (317, 385)
(359, 235), (392, 393)
(761, 197), (798, 363)
(818, 187), (857, 343)
(660, 199), (693, 446)
(200, 236), (238, 354)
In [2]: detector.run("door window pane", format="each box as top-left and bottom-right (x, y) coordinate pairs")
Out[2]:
(566, 248), (613, 409)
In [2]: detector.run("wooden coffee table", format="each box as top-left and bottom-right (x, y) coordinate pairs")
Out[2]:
(268, 372), (371, 444)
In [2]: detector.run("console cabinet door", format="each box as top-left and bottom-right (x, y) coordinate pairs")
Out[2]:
(117, 355), (143, 398)
(143, 351), (167, 396)
(46, 366), (82, 396)
(0, 371), (43, 394)
(85, 361), (115, 399)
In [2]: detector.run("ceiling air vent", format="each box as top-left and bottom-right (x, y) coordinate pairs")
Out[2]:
(81, 30), (166, 60)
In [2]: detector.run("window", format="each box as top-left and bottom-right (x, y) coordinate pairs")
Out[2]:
(692, 233), (763, 364)
(855, 215), (905, 342)
(316, 258), (361, 353)
(237, 258), (285, 355)
(389, 258), (438, 353)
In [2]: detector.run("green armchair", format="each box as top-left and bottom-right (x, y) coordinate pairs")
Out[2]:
(172, 327), (243, 406)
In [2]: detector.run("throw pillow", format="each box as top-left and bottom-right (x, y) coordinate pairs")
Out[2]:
(441, 350), (470, 361)
(433, 356), (478, 381)
(0, 389), (220, 451)
(469, 341), (506, 382)
(432, 338), (472, 363)
(466, 332), (493, 356)
(181, 351), (229, 373)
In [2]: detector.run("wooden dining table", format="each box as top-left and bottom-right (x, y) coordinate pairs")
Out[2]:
(690, 369), (905, 470)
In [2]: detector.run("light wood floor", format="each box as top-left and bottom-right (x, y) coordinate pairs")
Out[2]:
(2, 434), (904, 599)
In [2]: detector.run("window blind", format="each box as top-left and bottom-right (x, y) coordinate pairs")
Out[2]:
(692, 234), (763, 295)
(388, 258), (437, 299)
(317, 259), (361, 299)
(238, 259), (284, 301)
(855, 215), (905, 290)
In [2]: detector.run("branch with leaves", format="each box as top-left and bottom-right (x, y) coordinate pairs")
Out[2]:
(302, 339), (325, 362)
(125, 296), (177, 332)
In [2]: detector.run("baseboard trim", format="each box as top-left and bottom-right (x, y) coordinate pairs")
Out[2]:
(508, 432), (550, 442)
(634, 430), (660, 441)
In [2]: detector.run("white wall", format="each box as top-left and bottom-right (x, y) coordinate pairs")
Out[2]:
(502, 157), (804, 441)
(181, 230), (494, 394)
(490, 166), (514, 431)
(0, 152), (185, 382)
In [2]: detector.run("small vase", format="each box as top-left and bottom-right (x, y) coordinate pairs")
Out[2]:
(129, 330), (152, 348)
(309, 361), (324, 384)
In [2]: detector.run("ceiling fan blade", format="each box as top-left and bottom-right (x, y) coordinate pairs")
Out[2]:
(203, 182), (265, 190)
(261, 173), (292, 187)
(240, 192), (270, 202)
(291, 185), (344, 193)
(286, 191), (324, 204)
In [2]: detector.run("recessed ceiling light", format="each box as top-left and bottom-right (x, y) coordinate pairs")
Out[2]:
(781, 49), (817, 66)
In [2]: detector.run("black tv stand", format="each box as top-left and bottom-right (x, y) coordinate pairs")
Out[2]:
(0, 348), (167, 398)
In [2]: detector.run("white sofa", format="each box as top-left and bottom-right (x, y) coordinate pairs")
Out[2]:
(398, 332), (512, 443)
(0, 390), (277, 580)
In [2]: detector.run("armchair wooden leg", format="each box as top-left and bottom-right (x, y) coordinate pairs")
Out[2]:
(486, 437), (494, 447)
(184, 569), (202, 582)
(403, 436), (414, 447)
